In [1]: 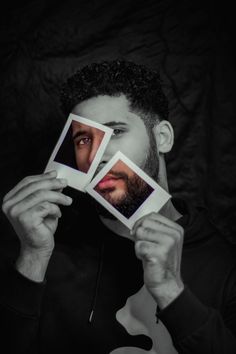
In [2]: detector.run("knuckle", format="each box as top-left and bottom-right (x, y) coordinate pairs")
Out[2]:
(54, 204), (60, 214)
(135, 240), (142, 251)
(35, 202), (48, 214)
(138, 226), (154, 239)
(45, 179), (56, 188)
(22, 175), (34, 184)
(33, 190), (44, 200)
(135, 240), (149, 255)
(8, 205), (18, 219)
(1, 201), (8, 214)
(179, 226), (184, 237)
(142, 219), (151, 229)
(174, 227), (184, 240)
(166, 237), (175, 248)
(2, 193), (9, 203)
(18, 212), (28, 224)
(135, 226), (145, 239)
(40, 201), (50, 210)
(135, 230), (143, 240)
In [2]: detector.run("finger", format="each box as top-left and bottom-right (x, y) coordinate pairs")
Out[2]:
(34, 202), (62, 219)
(132, 212), (183, 236)
(19, 202), (62, 225)
(135, 240), (162, 263)
(3, 177), (68, 210)
(147, 212), (184, 233)
(54, 187), (64, 193)
(134, 219), (183, 243)
(5, 190), (72, 218)
(3, 170), (57, 203)
(135, 225), (177, 249)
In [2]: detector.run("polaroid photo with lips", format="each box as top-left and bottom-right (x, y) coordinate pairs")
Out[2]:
(44, 113), (113, 191)
(85, 151), (171, 229)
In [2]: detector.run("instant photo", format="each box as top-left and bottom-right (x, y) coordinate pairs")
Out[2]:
(45, 113), (113, 191)
(86, 151), (171, 229)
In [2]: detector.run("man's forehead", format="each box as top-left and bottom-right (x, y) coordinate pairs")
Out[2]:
(72, 121), (94, 130)
(71, 94), (142, 126)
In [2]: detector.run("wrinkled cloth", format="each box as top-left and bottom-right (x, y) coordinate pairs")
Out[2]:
(0, 199), (236, 353)
(0, 0), (236, 243)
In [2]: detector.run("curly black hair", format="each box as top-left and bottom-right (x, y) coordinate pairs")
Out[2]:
(60, 60), (169, 125)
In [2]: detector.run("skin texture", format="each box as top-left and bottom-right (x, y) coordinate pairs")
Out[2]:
(71, 120), (105, 173)
(2, 93), (184, 308)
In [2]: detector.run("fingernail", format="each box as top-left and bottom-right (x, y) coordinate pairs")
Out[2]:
(48, 170), (57, 176)
(67, 196), (73, 204)
(60, 178), (68, 186)
(149, 257), (157, 264)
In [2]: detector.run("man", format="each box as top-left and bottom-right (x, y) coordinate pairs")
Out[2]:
(1, 60), (236, 353)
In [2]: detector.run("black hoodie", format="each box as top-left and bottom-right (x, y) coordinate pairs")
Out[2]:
(0, 198), (236, 354)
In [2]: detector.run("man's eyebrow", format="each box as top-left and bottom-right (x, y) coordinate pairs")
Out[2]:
(103, 121), (128, 128)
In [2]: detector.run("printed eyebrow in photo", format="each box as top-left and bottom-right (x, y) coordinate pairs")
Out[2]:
(72, 125), (94, 141)
(72, 122), (104, 144)
(72, 129), (90, 140)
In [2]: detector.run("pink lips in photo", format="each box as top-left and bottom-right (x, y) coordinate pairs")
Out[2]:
(96, 174), (122, 190)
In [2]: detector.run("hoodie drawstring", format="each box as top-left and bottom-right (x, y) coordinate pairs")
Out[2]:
(88, 241), (105, 324)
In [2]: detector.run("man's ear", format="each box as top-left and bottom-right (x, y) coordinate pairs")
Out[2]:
(153, 120), (174, 153)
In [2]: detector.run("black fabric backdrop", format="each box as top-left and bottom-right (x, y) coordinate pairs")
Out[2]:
(0, 0), (236, 245)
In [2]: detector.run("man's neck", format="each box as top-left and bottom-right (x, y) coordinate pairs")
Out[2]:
(99, 199), (182, 240)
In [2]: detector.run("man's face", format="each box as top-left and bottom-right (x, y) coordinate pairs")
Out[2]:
(71, 121), (105, 173)
(72, 94), (159, 216)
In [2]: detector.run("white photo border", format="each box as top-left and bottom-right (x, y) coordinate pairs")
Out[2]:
(86, 151), (171, 229)
(44, 113), (113, 191)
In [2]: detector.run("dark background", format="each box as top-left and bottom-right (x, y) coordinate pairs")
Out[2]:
(0, 0), (236, 244)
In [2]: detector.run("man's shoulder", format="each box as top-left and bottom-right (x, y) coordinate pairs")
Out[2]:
(181, 202), (236, 269)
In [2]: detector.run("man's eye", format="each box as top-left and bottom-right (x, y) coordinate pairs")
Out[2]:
(77, 137), (91, 145)
(112, 129), (124, 136)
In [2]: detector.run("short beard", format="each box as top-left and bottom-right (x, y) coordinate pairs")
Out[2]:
(92, 129), (159, 220)
(110, 174), (154, 218)
(143, 126), (159, 183)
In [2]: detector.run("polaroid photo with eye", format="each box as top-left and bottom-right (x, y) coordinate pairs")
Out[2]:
(85, 151), (171, 229)
(44, 113), (113, 191)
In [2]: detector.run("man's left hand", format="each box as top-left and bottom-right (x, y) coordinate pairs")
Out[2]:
(132, 212), (185, 309)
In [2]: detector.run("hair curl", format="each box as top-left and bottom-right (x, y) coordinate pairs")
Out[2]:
(60, 60), (169, 125)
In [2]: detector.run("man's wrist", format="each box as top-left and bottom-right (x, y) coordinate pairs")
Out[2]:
(149, 281), (185, 310)
(16, 247), (52, 282)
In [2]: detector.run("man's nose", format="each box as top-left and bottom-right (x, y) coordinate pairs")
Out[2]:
(99, 140), (116, 164)
(94, 142), (115, 173)
(88, 138), (111, 165)
(88, 143), (98, 165)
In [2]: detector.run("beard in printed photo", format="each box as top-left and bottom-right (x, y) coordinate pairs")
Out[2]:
(94, 160), (154, 219)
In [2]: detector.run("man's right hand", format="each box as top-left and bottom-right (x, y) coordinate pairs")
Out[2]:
(1, 170), (73, 281)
